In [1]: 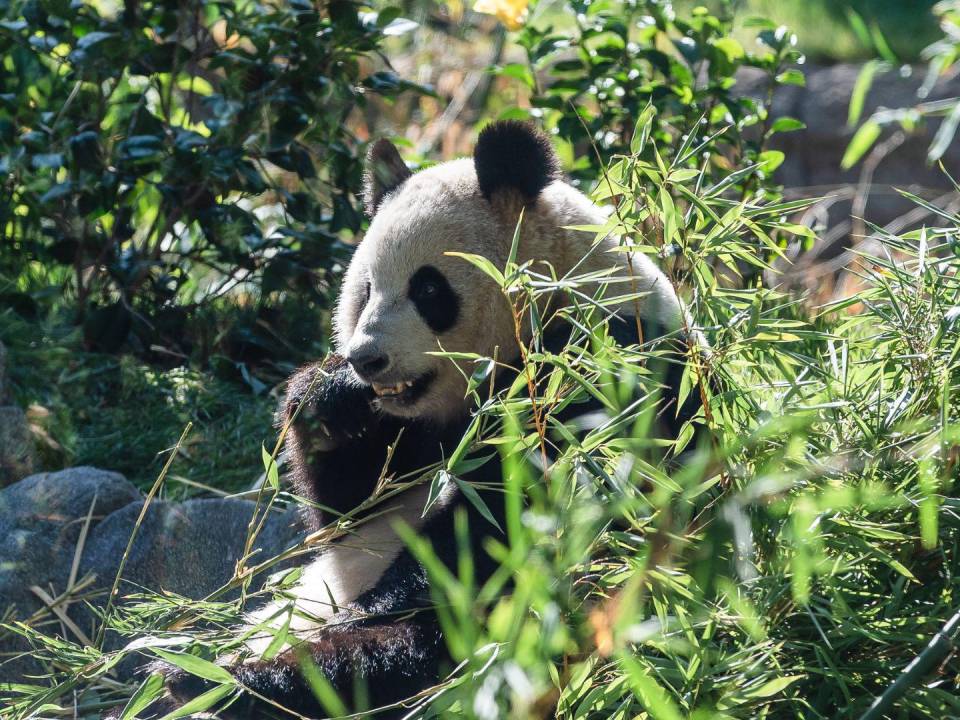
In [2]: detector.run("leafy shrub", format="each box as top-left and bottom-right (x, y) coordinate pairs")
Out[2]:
(0, 0), (424, 360)
(501, 0), (804, 195)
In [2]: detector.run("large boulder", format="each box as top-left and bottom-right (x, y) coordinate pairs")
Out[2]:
(80, 496), (302, 602)
(0, 467), (304, 682)
(734, 62), (960, 295)
(0, 467), (140, 679)
(738, 63), (960, 234)
(737, 62), (960, 194)
(0, 467), (140, 611)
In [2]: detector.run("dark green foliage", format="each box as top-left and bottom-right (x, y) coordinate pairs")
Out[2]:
(758, 0), (940, 62)
(504, 0), (803, 193)
(0, 0), (425, 362)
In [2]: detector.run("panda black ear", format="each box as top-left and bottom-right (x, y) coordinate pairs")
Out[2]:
(363, 139), (413, 217)
(473, 121), (560, 202)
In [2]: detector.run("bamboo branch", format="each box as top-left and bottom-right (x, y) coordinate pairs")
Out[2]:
(859, 608), (960, 720)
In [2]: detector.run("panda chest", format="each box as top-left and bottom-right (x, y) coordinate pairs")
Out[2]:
(299, 483), (440, 611)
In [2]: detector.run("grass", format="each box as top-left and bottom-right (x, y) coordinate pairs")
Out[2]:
(0, 312), (279, 495)
(2, 122), (958, 718)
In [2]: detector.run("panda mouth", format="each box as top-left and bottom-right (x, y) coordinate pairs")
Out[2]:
(371, 371), (435, 405)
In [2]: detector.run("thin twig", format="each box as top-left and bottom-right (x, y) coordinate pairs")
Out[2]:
(94, 423), (193, 649)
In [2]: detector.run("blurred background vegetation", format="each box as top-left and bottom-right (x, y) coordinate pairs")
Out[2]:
(719, 0), (941, 62)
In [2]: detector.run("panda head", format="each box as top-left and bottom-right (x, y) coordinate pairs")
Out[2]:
(332, 121), (570, 423)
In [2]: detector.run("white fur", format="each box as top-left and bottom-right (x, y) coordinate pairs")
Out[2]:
(336, 158), (693, 424)
(242, 484), (443, 656)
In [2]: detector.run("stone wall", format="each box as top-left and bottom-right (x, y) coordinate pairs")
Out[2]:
(738, 63), (960, 294)
(751, 63), (960, 196)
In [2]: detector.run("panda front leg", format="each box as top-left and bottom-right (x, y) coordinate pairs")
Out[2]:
(282, 353), (403, 529)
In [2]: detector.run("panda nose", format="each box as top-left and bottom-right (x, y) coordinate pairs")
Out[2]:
(348, 350), (390, 380)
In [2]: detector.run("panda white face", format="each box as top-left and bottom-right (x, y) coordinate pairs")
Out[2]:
(335, 160), (515, 423)
(332, 122), (688, 425)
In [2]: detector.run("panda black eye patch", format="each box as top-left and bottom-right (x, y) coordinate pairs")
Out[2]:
(408, 265), (459, 333)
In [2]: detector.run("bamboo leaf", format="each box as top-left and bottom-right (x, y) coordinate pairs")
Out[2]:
(841, 120), (882, 169)
(151, 649), (236, 685)
(119, 673), (165, 720)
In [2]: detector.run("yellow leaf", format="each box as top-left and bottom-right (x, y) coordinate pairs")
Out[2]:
(473, 0), (529, 30)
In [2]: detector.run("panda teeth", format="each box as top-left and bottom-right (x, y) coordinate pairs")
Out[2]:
(372, 380), (414, 397)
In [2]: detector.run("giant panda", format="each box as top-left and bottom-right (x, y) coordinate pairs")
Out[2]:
(156, 121), (703, 718)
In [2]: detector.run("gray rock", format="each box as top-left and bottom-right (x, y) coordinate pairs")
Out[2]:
(79, 498), (303, 678)
(0, 467), (304, 681)
(0, 467), (140, 679)
(0, 468), (140, 609)
(770, 63), (960, 193)
(738, 62), (960, 228)
(732, 62), (960, 293)
(80, 498), (303, 602)
(0, 406), (35, 487)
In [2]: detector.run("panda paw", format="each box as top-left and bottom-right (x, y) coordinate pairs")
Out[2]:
(284, 355), (377, 453)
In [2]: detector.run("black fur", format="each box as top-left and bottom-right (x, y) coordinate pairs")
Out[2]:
(408, 265), (460, 334)
(154, 356), (505, 719)
(161, 614), (443, 719)
(363, 139), (412, 217)
(283, 355), (385, 526)
(473, 121), (560, 201)
(148, 318), (701, 719)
